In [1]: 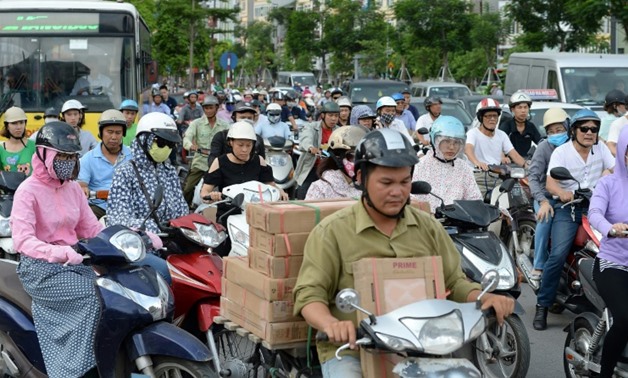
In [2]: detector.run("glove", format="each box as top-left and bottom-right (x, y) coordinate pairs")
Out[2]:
(146, 231), (163, 250)
(62, 247), (83, 265)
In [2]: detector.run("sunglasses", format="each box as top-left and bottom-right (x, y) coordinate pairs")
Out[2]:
(578, 126), (599, 134)
(155, 137), (177, 148)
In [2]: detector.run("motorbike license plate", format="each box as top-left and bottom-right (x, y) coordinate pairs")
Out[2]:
(393, 357), (481, 378)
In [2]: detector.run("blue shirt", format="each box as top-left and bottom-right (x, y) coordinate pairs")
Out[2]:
(142, 102), (171, 116)
(255, 119), (292, 140)
(396, 109), (417, 132)
(78, 143), (133, 210)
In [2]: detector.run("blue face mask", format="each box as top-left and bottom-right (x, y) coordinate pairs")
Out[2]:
(547, 132), (568, 147)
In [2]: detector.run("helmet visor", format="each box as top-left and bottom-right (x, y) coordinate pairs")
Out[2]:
(434, 136), (464, 161)
(151, 128), (181, 143)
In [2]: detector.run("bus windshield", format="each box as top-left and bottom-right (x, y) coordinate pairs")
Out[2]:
(0, 36), (133, 112)
(562, 67), (628, 106)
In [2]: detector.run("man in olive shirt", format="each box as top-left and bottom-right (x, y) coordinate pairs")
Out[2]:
(293, 129), (514, 377)
(182, 95), (230, 204)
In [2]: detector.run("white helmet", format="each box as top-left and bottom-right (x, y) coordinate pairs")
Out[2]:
(376, 96), (396, 112)
(136, 112), (181, 142)
(266, 103), (282, 112)
(61, 99), (85, 114)
(227, 121), (257, 141)
(336, 96), (352, 109)
(4, 106), (27, 123)
(266, 103), (282, 124)
(509, 91), (532, 108)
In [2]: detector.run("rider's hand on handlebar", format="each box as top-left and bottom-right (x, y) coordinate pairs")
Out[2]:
(202, 191), (223, 203)
(609, 223), (628, 238)
(536, 201), (554, 222)
(557, 190), (574, 204)
(63, 247), (84, 266)
(479, 293), (514, 326)
(501, 156), (511, 165)
(309, 146), (320, 155)
(322, 320), (357, 349)
(475, 162), (489, 172)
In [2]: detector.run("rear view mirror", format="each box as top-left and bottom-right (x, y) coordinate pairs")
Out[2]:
(549, 167), (575, 181)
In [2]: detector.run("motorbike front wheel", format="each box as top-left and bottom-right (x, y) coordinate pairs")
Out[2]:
(473, 314), (530, 378)
(151, 356), (218, 377)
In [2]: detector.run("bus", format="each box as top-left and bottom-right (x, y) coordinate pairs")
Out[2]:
(0, 0), (155, 138)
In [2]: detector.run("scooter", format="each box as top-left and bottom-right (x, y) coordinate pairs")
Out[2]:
(317, 270), (502, 378)
(563, 258), (628, 378)
(421, 180), (530, 378)
(264, 136), (296, 197)
(0, 171), (26, 260)
(0, 188), (215, 378)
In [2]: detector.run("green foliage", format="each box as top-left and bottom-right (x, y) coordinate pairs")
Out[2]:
(238, 21), (276, 78)
(284, 10), (319, 71)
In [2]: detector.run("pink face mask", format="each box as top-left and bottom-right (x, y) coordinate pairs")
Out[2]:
(343, 158), (355, 178)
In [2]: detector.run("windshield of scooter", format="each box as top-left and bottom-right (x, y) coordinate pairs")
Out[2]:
(439, 200), (501, 228)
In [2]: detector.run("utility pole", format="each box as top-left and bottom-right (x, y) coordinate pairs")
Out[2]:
(188, 0), (195, 88)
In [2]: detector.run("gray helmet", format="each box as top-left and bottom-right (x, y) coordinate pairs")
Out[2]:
(320, 102), (340, 114)
(202, 95), (220, 106)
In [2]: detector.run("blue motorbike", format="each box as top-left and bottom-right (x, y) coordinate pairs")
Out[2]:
(0, 190), (216, 377)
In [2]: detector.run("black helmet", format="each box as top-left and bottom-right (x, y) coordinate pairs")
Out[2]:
(233, 101), (256, 114)
(330, 87), (343, 96)
(36, 121), (82, 153)
(274, 91), (286, 101)
(354, 129), (418, 169)
(605, 89), (626, 106)
(320, 102), (340, 114)
(44, 107), (58, 118)
(424, 96), (442, 111)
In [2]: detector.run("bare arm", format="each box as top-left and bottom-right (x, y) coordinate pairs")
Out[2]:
(607, 142), (617, 156)
(546, 175), (573, 203)
(200, 158), (221, 202)
(465, 143), (488, 171)
(506, 149), (526, 168)
(301, 302), (357, 349)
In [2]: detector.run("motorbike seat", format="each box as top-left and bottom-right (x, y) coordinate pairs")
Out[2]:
(0, 260), (32, 315)
(578, 258), (607, 311)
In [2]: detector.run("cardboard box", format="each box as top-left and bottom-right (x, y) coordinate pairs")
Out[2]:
(249, 228), (310, 257)
(248, 247), (304, 279)
(352, 257), (447, 378)
(223, 256), (297, 301)
(246, 199), (356, 234)
(222, 278), (302, 322)
(220, 296), (310, 346)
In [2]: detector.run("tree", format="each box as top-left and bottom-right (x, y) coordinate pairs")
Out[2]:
(284, 10), (320, 71)
(238, 21), (276, 84)
(394, 0), (473, 79)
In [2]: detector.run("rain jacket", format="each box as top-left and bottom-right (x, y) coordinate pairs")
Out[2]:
(107, 134), (189, 234)
(589, 126), (628, 266)
(11, 147), (102, 262)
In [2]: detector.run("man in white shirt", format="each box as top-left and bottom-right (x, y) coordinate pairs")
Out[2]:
(415, 96), (442, 145)
(464, 98), (527, 197)
(606, 108), (628, 156)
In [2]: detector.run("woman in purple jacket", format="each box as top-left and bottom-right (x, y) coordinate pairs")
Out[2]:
(588, 125), (628, 378)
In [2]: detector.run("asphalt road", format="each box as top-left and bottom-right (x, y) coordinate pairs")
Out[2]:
(517, 282), (576, 377)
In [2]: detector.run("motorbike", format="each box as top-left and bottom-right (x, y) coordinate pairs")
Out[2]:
(264, 136), (296, 197)
(563, 258), (628, 378)
(0, 188), (215, 378)
(421, 180), (530, 378)
(541, 167), (600, 315)
(0, 171), (26, 260)
(316, 270), (502, 378)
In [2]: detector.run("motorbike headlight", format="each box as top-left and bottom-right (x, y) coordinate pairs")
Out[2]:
(468, 316), (487, 341)
(96, 274), (170, 321)
(401, 311), (464, 354)
(510, 168), (526, 179)
(268, 155), (289, 166)
(375, 333), (416, 352)
(110, 230), (145, 262)
(181, 222), (227, 248)
(0, 215), (11, 237)
(244, 187), (279, 203)
(462, 245), (516, 290)
(228, 222), (249, 249)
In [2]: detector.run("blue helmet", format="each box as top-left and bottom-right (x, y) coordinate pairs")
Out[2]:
(119, 99), (139, 112)
(569, 109), (600, 128)
(391, 92), (405, 102)
(429, 116), (466, 142)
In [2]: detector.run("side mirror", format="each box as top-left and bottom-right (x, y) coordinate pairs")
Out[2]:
(499, 178), (515, 193)
(550, 167), (575, 181)
(480, 270), (500, 293)
(417, 127), (429, 135)
(411, 181), (432, 195)
(232, 193), (245, 208)
(335, 288), (360, 314)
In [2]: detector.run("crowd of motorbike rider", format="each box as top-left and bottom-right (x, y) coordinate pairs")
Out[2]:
(5, 80), (628, 377)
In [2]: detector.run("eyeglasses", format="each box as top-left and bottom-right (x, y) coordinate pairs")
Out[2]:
(578, 126), (599, 134)
(332, 96), (340, 100)
(483, 114), (499, 120)
(155, 137), (176, 148)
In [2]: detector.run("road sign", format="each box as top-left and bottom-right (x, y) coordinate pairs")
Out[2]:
(219, 52), (238, 70)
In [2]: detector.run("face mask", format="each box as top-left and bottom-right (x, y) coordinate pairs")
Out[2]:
(149, 142), (172, 163)
(380, 113), (395, 125)
(343, 158), (355, 178)
(268, 113), (281, 124)
(547, 132), (569, 147)
(53, 159), (76, 181)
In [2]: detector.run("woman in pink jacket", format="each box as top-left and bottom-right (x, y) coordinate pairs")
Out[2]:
(11, 121), (103, 378)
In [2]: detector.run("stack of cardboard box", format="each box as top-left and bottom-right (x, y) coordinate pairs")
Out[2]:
(220, 199), (356, 347)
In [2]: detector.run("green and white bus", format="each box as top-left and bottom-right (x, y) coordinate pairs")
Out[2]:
(0, 0), (155, 138)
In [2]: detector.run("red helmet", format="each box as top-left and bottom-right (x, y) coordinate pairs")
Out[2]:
(475, 98), (502, 122)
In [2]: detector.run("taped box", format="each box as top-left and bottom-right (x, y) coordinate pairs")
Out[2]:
(248, 247), (304, 279)
(221, 296), (309, 346)
(352, 256), (447, 378)
(249, 228), (310, 257)
(223, 256), (297, 301)
(222, 277), (302, 322)
(246, 199), (356, 234)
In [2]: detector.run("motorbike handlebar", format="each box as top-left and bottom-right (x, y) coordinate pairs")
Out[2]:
(315, 328), (365, 342)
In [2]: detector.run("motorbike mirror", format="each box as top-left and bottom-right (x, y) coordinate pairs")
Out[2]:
(480, 270), (500, 293)
(549, 167), (575, 182)
(411, 181), (432, 195)
(417, 127), (429, 135)
(499, 178), (515, 193)
(335, 288), (360, 313)
(232, 193), (245, 208)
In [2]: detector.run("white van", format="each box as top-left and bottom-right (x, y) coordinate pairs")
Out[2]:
(505, 52), (628, 111)
(276, 71), (317, 88)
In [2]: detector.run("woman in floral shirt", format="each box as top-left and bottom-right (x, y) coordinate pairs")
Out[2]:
(305, 126), (367, 200)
